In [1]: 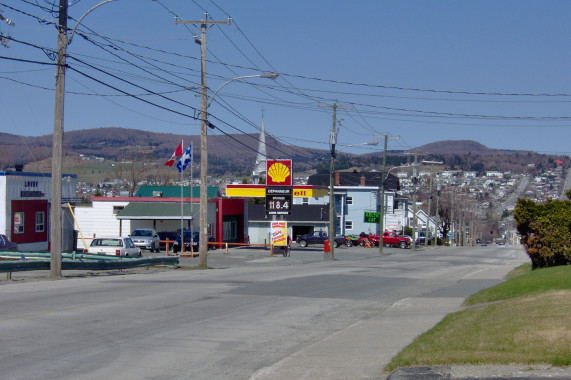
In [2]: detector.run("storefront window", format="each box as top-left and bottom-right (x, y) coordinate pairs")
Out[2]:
(14, 212), (24, 234)
(36, 212), (45, 232)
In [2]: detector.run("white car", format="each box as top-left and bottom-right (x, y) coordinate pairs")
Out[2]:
(85, 237), (142, 257)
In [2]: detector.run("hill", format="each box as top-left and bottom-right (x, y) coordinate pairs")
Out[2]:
(1, 128), (568, 184)
(414, 140), (498, 155)
(0, 127), (328, 178)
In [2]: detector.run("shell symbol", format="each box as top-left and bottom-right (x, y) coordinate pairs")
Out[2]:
(268, 162), (290, 183)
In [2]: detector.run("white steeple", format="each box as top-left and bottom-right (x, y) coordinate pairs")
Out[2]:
(252, 114), (267, 184)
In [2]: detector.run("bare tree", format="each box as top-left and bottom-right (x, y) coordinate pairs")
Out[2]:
(148, 161), (179, 186)
(113, 151), (148, 196)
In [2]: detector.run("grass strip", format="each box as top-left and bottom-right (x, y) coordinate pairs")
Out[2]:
(385, 264), (571, 372)
(464, 264), (571, 306)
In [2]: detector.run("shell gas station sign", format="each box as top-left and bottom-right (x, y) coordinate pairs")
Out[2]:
(266, 160), (292, 186)
(225, 158), (328, 199)
(265, 160), (293, 215)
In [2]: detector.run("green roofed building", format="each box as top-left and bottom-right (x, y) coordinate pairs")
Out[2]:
(134, 185), (221, 199)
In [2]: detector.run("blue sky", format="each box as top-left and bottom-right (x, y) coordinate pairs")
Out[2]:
(1, 0), (570, 156)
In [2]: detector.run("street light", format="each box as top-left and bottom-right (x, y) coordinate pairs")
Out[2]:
(207, 73), (279, 107)
(328, 140), (378, 260)
(198, 72), (279, 267)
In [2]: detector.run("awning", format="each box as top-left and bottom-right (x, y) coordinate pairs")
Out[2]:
(116, 202), (200, 220)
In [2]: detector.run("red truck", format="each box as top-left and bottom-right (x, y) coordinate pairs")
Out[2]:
(381, 231), (411, 249)
(357, 232), (411, 248)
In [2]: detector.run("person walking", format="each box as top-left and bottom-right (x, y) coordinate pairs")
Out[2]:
(283, 234), (292, 257)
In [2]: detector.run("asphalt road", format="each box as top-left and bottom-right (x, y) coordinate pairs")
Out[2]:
(1, 245), (530, 379)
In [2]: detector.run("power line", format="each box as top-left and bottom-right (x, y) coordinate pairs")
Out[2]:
(280, 72), (571, 98)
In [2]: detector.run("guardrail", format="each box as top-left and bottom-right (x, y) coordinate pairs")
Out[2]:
(0, 252), (179, 274)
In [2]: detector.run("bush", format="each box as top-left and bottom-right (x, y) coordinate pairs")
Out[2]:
(514, 191), (571, 269)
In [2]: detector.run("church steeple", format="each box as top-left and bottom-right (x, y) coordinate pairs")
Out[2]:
(252, 114), (267, 184)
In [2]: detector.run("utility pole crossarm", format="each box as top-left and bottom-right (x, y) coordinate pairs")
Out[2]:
(175, 20), (232, 25)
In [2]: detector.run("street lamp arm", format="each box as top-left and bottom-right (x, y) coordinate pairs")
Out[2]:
(337, 141), (379, 151)
(68, 0), (117, 45)
(207, 73), (279, 108)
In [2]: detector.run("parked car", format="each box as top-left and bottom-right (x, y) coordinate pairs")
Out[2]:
(0, 234), (17, 250)
(130, 228), (160, 252)
(295, 231), (347, 248)
(415, 231), (433, 246)
(158, 231), (178, 252)
(85, 237), (141, 257)
(172, 231), (216, 253)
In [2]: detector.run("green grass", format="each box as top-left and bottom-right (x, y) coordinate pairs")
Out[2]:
(464, 263), (571, 306)
(385, 264), (571, 372)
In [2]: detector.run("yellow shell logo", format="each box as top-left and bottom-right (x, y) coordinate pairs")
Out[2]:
(267, 162), (290, 183)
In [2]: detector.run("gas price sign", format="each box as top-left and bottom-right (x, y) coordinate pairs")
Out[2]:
(265, 187), (292, 215)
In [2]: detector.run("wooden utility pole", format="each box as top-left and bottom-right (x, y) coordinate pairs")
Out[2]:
(175, 14), (231, 267)
(50, 0), (68, 278)
(319, 103), (351, 260)
(373, 135), (399, 254)
(404, 151), (425, 250)
(426, 166), (434, 246)
(450, 188), (455, 246)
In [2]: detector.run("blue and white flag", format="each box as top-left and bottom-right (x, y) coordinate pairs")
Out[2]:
(177, 144), (192, 172)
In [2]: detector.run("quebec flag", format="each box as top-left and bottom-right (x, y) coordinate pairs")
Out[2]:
(177, 144), (192, 173)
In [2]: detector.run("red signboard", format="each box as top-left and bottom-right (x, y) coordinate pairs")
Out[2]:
(266, 159), (292, 186)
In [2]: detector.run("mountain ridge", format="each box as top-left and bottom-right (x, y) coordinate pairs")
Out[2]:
(1, 128), (567, 180)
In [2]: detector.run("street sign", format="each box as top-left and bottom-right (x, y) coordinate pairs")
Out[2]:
(266, 186), (292, 215)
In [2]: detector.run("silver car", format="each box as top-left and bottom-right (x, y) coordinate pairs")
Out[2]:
(130, 228), (160, 252)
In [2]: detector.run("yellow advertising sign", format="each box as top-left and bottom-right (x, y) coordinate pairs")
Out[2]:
(225, 185), (329, 198)
(226, 185), (265, 198)
(292, 186), (329, 198)
(271, 221), (287, 246)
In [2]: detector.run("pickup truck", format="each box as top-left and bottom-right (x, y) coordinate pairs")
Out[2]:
(381, 231), (411, 249)
(296, 231), (347, 248)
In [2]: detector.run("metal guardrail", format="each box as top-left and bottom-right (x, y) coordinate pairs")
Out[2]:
(0, 252), (179, 273)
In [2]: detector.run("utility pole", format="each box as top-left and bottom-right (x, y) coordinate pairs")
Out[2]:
(422, 160), (442, 247)
(404, 151), (425, 251)
(434, 177), (440, 246)
(426, 167), (434, 246)
(319, 103), (351, 260)
(450, 188), (455, 246)
(175, 14), (231, 267)
(50, 0), (68, 278)
(373, 134), (399, 254)
(328, 104), (337, 260)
